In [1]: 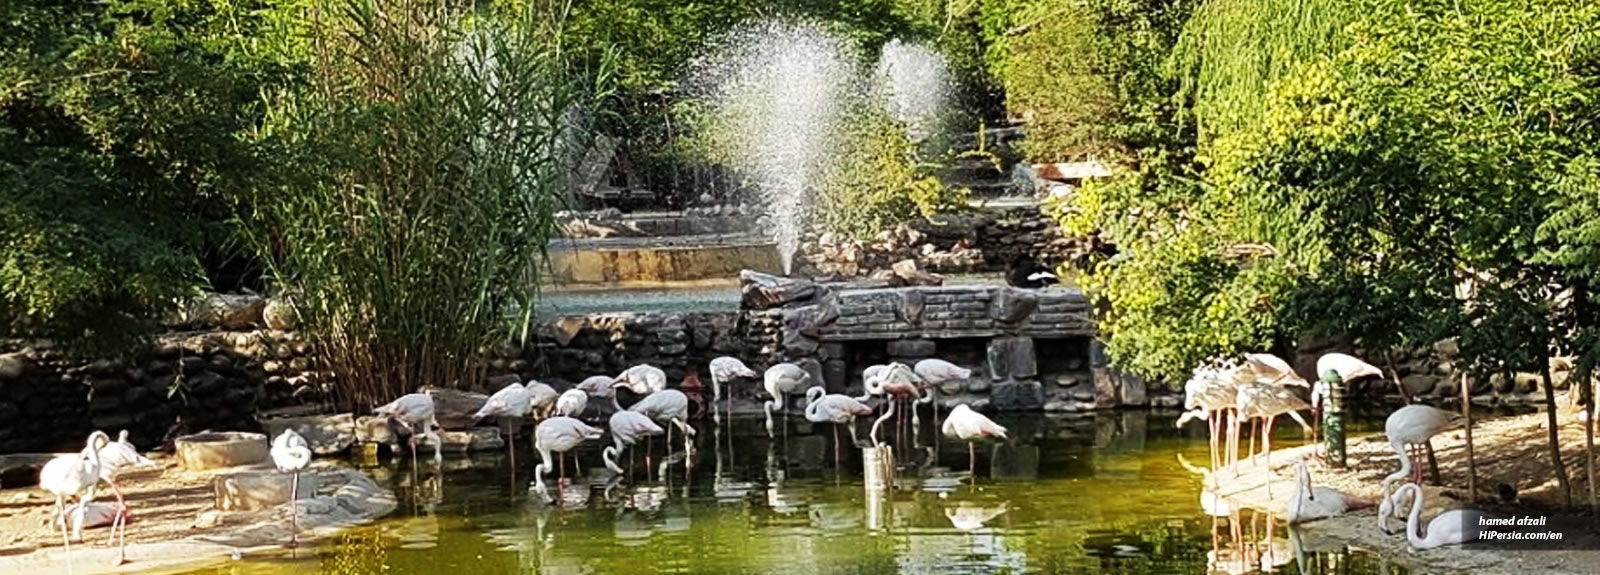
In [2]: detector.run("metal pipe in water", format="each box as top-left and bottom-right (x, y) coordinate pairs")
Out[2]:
(863, 446), (894, 491)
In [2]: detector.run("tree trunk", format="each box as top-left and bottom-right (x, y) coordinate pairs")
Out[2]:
(1542, 359), (1574, 508)
(1384, 350), (1413, 403)
(1460, 372), (1476, 503)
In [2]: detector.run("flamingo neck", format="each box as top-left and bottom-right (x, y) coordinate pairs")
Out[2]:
(1405, 485), (1429, 548)
(603, 446), (620, 473)
(1389, 436), (1413, 483)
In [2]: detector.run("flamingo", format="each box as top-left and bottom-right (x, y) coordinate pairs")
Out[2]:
(869, 363), (922, 447)
(1235, 381), (1312, 471)
(374, 392), (442, 465)
(92, 430), (157, 562)
(1395, 483), (1487, 549)
(1377, 479), (1413, 535)
(627, 389), (696, 463)
(804, 386), (874, 457)
(1312, 353), (1384, 450)
(1243, 353), (1309, 388)
(913, 359), (970, 439)
(271, 429), (313, 548)
(1176, 361), (1244, 474)
(39, 431), (109, 571)
(942, 404), (1008, 483)
(603, 410), (665, 477)
(576, 375), (620, 411)
(762, 363), (812, 438)
(525, 381), (560, 418)
(474, 383), (535, 459)
(855, 364), (888, 402)
(532, 416), (603, 494)
(1285, 461), (1362, 524)
(709, 356), (758, 423)
(1384, 404), (1465, 492)
(555, 389), (588, 418)
(615, 364), (668, 395)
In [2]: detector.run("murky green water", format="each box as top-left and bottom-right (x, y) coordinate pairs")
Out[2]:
(174, 412), (1404, 575)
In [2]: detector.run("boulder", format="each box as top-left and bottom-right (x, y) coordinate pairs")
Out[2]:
(179, 293), (267, 330)
(1513, 372), (1541, 394)
(175, 431), (269, 470)
(262, 413), (357, 455)
(1400, 374), (1438, 398)
(354, 416), (396, 444)
(987, 337), (1037, 381)
(991, 380), (1043, 411)
(1117, 370), (1148, 406)
(1491, 372), (1514, 394)
(1092, 368), (1118, 408)
(740, 270), (818, 309)
(891, 259), (920, 282)
(429, 389), (490, 430)
(1431, 378), (1460, 398)
(214, 470), (318, 511)
(1433, 338), (1461, 358)
(435, 427), (504, 453)
(0, 353), (27, 380)
(262, 298), (297, 330)
(990, 289), (1039, 324)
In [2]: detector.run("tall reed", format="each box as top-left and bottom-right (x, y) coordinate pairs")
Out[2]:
(242, 0), (612, 409)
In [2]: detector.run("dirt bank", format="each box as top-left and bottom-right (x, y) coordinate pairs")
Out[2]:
(1208, 407), (1600, 573)
(0, 456), (395, 575)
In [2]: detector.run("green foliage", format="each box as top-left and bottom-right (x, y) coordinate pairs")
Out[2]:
(817, 103), (958, 239)
(241, 0), (611, 407)
(0, 0), (296, 354)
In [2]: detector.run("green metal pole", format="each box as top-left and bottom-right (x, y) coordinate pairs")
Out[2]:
(1321, 369), (1346, 468)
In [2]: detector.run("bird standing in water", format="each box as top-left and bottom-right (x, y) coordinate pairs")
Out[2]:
(805, 387), (874, 459)
(708, 357), (758, 424)
(374, 392), (442, 465)
(473, 383), (536, 462)
(532, 416), (603, 495)
(763, 363), (812, 438)
(604, 410), (665, 478)
(271, 429), (313, 548)
(942, 404), (1008, 484)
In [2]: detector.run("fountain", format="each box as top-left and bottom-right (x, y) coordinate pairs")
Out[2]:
(874, 39), (952, 141)
(694, 21), (854, 275)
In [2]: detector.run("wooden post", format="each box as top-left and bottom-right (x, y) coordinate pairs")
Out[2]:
(1320, 370), (1346, 468)
(1460, 372), (1476, 503)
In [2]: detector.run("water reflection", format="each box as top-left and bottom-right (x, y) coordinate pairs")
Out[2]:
(178, 410), (1410, 575)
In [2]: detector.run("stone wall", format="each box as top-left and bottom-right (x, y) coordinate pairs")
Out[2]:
(1295, 336), (1578, 406)
(0, 330), (321, 453)
(795, 206), (1110, 278)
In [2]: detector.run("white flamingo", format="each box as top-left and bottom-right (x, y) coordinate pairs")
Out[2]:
(525, 381), (560, 418)
(913, 359), (970, 439)
(271, 429), (313, 548)
(1312, 353), (1384, 449)
(474, 383), (535, 458)
(1377, 479), (1413, 535)
(555, 388), (588, 418)
(1176, 361), (1244, 474)
(763, 363), (812, 438)
(855, 364), (889, 402)
(532, 416), (603, 494)
(1384, 404), (1465, 491)
(374, 392), (442, 465)
(709, 356), (758, 423)
(805, 386), (874, 456)
(627, 389), (696, 462)
(576, 375), (620, 411)
(615, 364), (668, 395)
(1396, 483), (1486, 549)
(942, 404), (1008, 483)
(869, 363), (922, 447)
(1235, 382), (1312, 472)
(92, 430), (157, 562)
(1285, 461), (1359, 524)
(603, 411), (665, 477)
(39, 431), (109, 572)
(1243, 353), (1309, 388)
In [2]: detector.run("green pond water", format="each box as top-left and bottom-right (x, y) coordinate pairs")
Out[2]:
(174, 411), (1403, 575)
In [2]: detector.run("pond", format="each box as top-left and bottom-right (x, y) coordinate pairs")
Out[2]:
(172, 411), (1403, 575)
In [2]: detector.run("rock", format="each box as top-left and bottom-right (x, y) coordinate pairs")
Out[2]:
(175, 431), (269, 470)
(868, 269), (905, 287)
(823, 359), (848, 390)
(740, 270), (819, 309)
(1491, 373), (1513, 394)
(891, 259), (920, 281)
(910, 214), (978, 240)
(796, 358), (825, 393)
(547, 316), (588, 347)
(435, 427), (504, 453)
(1513, 372), (1541, 394)
(886, 339), (936, 358)
(354, 416), (396, 444)
(897, 290), (925, 324)
(180, 356), (205, 374)
(781, 330), (819, 357)
(1431, 378), (1459, 398)
(262, 298), (297, 330)
(1150, 395), (1183, 408)
(1116, 370), (1148, 406)
(262, 413), (357, 455)
(1467, 375), (1493, 395)
(991, 380), (1043, 411)
(214, 470), (318, 511)
(1055, 374), (1079, 387)
(966, 377), (990, 393)
(1400, 374), (1438, 397)
(429, 389), (490, 430)
(905, 270), (944, 286)
(485, 374), (521, 392)
(1433, 338), (1460, 358)
(180, 293), (267, 330)
(938, 376), (965, 395)
(990, 289), (1038, 323)
(189, 372), (226, 395)
(1092, 368), (1118, 407)
(987, 337), (1037, 380)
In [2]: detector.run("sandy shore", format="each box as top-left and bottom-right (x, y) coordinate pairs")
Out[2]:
(1203, 406), (1600, 573)
(0, 457), (395, 575)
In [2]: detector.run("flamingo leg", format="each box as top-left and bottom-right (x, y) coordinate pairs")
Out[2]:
(870, 400), (896, 447)
(288, 471), (300, 548)
(1247, 419), (1258, 464)
(969, 441), (977, 485)
(56, 495), (72, 574)
(103, 479), (127, 547)
(833, 425), (841, 465)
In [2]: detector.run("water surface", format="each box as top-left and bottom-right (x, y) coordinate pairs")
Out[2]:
(173, 412), (1400, 575)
